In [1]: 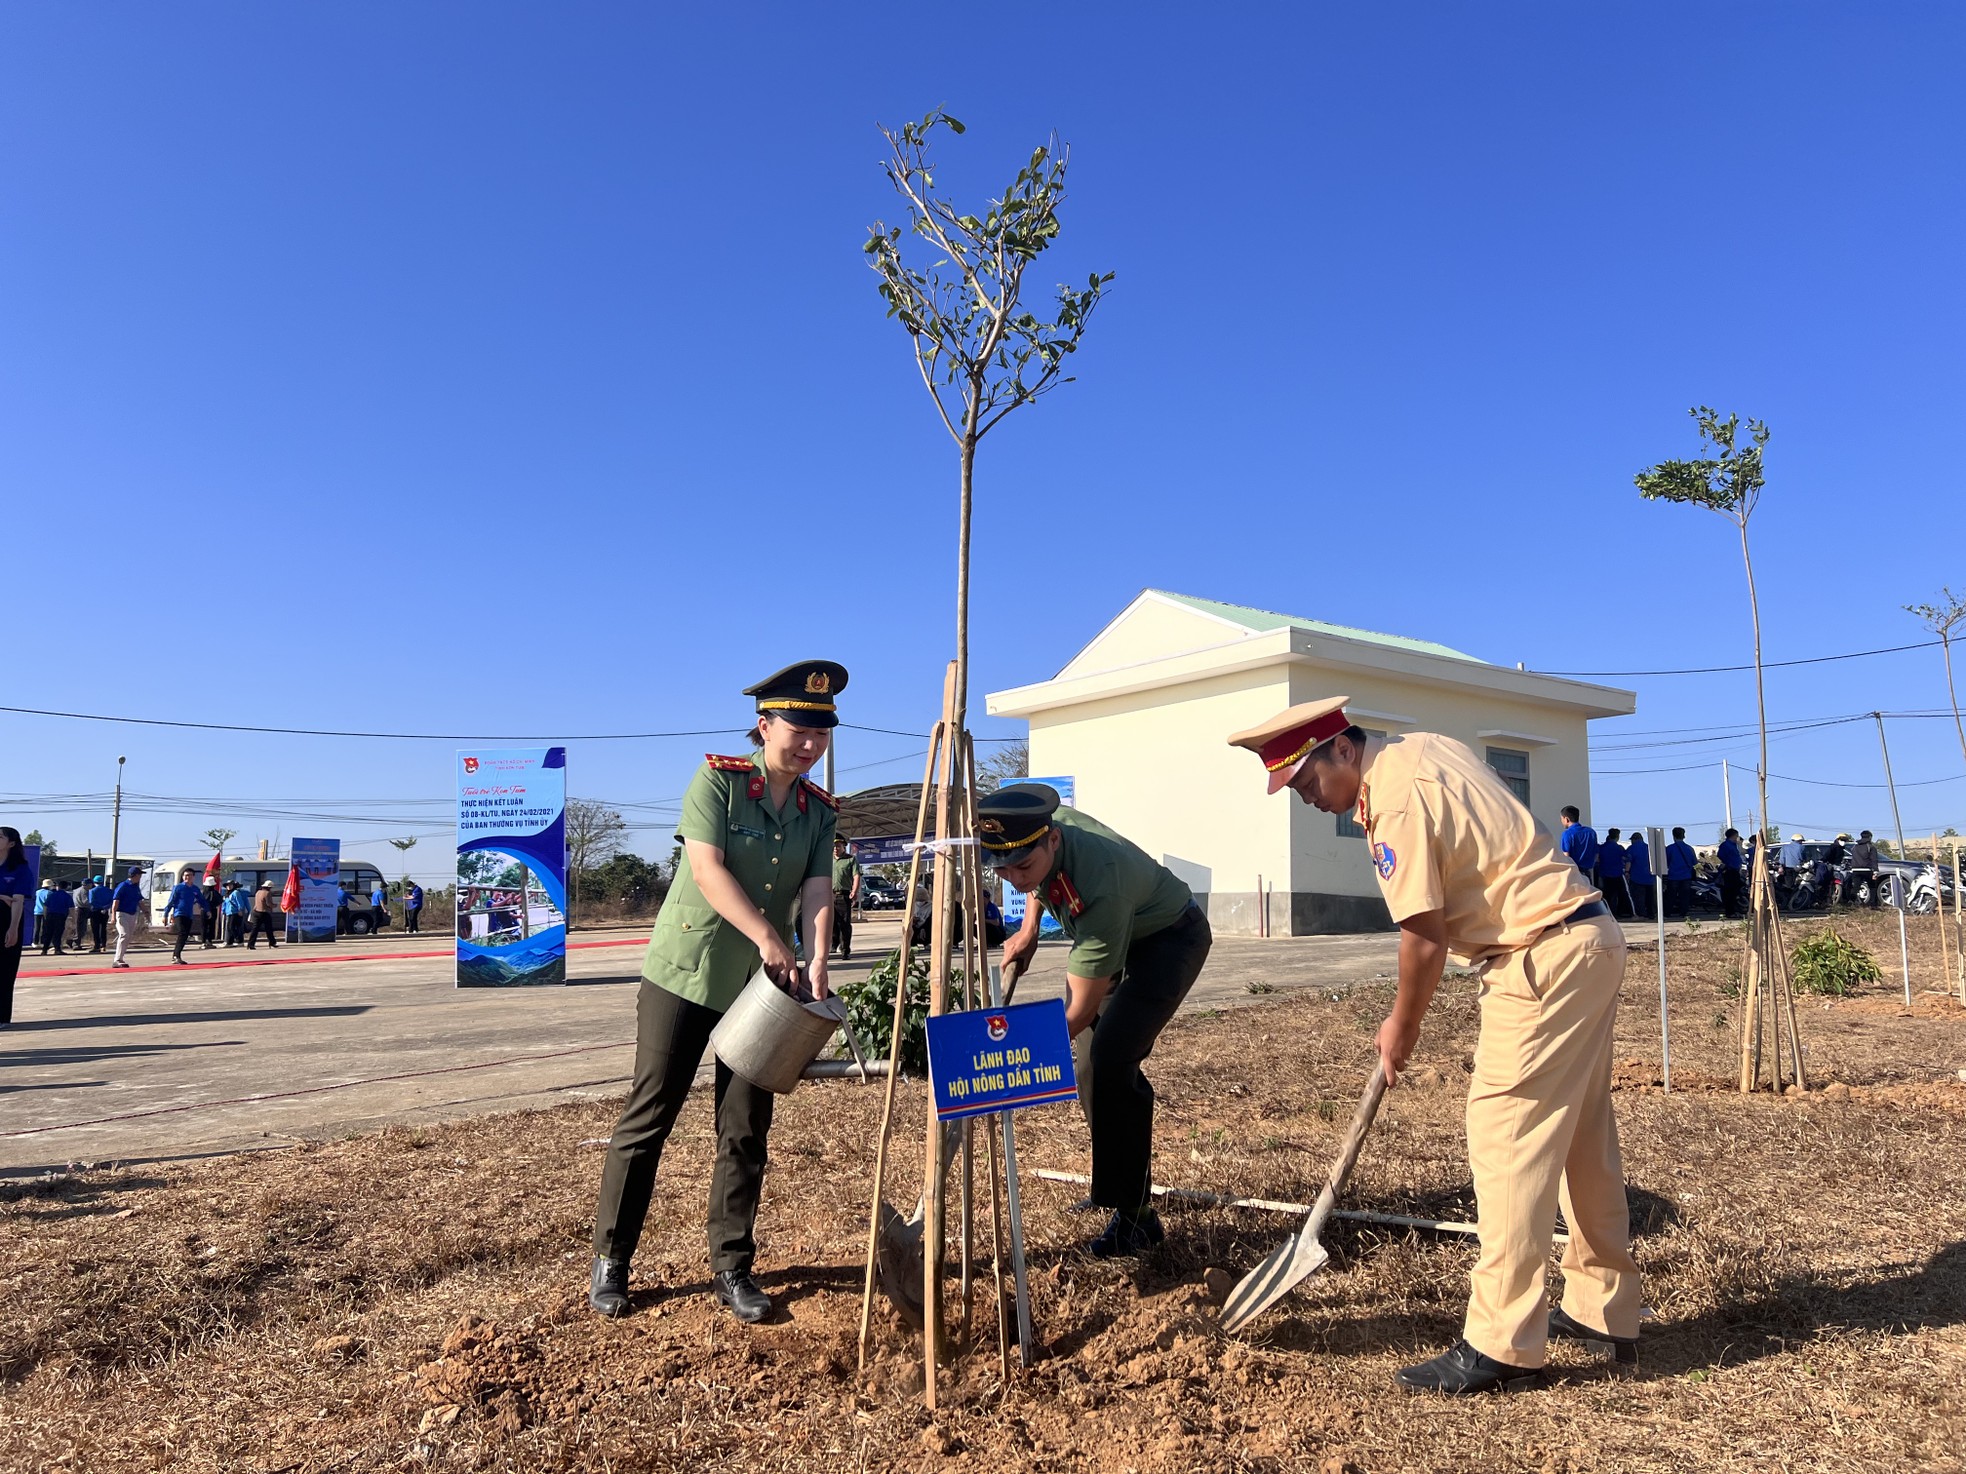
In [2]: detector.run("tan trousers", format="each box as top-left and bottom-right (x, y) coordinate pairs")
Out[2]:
(112, 911), (142, 965)
(1464, 912), (1641, 1366)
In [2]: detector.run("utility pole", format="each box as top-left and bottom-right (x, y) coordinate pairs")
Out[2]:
(825, 732), (836, 794)
(108, 756), (127, 881)
(1722, 760), (1734, 834)
(1872, 713), (1909, 858)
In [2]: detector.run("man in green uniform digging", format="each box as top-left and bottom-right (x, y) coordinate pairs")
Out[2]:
(982, 783), (1212, 1257)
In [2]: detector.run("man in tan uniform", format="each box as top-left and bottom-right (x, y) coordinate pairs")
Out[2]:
(1230, 696), (1641, 1393)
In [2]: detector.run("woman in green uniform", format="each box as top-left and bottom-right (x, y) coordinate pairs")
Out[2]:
(590, 660), (847, 1323)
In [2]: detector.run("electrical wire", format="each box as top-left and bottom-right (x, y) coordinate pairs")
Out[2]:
(1534, 638), (1941, 678)
(0, 702), (1021, 745)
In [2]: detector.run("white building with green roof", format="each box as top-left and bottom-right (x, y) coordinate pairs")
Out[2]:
(985, 589), (1635, 936)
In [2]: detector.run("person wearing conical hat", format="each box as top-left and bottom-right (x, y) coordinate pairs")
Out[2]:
(1229, 697), (1640, 1394)
(979, 782), (1211, 1258)
(590, 661), (848, 1326)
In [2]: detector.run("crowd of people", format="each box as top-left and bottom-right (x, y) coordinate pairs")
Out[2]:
(1556, 811), (1891, 921)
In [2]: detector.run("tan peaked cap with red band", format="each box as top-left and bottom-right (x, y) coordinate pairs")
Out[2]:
(1227, 695), (1354, 794)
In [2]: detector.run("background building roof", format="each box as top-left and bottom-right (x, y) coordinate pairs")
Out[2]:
(1150, 590), (1480, 664)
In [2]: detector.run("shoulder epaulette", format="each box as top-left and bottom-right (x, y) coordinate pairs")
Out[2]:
(705, 753), (755, 772)
(799, 777), (840, 811)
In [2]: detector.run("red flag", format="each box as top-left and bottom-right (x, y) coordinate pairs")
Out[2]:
(281, 866), (301, 913)
(203, 851), (223, 884)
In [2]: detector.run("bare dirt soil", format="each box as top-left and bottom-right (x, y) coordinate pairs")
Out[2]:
(4, 910), (1964, 1473)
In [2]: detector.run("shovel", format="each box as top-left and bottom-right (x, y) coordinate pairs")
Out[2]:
(1219, 1061), (1387, 1333)
(875, 959), (1026, 1328)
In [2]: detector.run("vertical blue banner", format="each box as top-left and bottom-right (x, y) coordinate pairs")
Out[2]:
(456, 746), (567, 987)
(288, 838), (341, 943)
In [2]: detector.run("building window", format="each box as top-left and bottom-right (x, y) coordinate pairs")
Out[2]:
(1333, 730), (1385, 839)
(1487, 746), (1530, 806)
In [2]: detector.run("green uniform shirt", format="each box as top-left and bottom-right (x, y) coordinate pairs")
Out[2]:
(1036, 807), (1193, 979)
(641, 752), (837, 1011)
(832, 854), (857, 895)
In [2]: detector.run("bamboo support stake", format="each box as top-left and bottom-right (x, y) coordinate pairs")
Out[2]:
(985, 1113), (1011, 1381)
(955, 738), (982, 1337)
(1740, 859), (1766, 1092)
(1765, 899), (1805, 1091)
(922, 663), (962, 1409)
(856, 723), (948, 1369)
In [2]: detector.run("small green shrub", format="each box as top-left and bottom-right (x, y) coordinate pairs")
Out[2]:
(1790, 928), (1883, 997)
(834, 948), (932, 1074)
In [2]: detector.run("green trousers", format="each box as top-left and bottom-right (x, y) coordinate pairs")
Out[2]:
(592, 982), (777, 1273)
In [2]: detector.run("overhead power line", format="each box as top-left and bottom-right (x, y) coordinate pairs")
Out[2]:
(1534, 637), (1940, 679)
(0, 703), (1019, 745)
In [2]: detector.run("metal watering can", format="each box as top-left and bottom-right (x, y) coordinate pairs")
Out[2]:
(710, 962), (859, 1094)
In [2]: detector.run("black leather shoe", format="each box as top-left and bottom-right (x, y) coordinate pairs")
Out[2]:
(712, 1270), (772, 1323)
(1550, 1307), (1639, 1365)
(1088, 1207), (1166, 1259)
(588, 1257), (630, 1318)
(1395, 1339), (1541, 1395)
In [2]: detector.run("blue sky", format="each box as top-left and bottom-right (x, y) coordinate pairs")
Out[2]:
(4, 3), (1962, 878)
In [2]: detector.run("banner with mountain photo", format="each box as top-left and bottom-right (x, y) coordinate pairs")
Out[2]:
(456, 747), (568, 987)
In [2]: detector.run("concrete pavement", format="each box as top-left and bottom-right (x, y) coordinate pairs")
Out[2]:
(0, 912), (1697, 1175)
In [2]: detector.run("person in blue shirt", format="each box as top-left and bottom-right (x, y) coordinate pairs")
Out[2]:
(0, 827), (35, 1027)
(1664, 828), (1697, 918)
(109, 865), (146, 968)
(1558, 806), (1599, 879)
(1626, 829), (1655, 920)
(1717, 828), (1745, 919)
(40, 877), (74, 956)
(336, 884), (353, 936)
(164, 866), (208, 965)
(1596, 828), (1630, 919)
(33, 878), (54, 953)
(404, 882), (424, 935)
(370, 884), (389, 933)
(221, 881), (251, 947)
(85, 875), (113, 953)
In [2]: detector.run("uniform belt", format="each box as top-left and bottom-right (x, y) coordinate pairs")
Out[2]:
(1567, 899), (1609, 924)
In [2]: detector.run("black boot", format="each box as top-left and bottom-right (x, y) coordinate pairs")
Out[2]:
(712, 1270), (772, 1323)
(1395, 1339), (1540, 1395)
(1549, 1307), (1639, 1365)
(588, 1257), (630, 1318)
(1088, 1207), (1165, 1259)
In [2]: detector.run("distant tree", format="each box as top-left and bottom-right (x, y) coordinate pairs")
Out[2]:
(200, 827), (237, 855)
(1905, 587), (1966, 779)
(23, 829), (50, 855)
(565, 799), (629, 924)
(866, 108), (1112, 733)
(975, 739), (1029, 794)
(1638, 409), (1795, 1092)
(387, 836), (419, 888)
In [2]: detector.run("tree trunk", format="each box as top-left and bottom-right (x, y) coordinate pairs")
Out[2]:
(1943, 632), (1966, 775)
(955, 411), (978, 733)
(1739, 517), (1773, 1093)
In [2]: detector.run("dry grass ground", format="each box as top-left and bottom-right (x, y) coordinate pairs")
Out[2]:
(3, 910), (1963, 1473)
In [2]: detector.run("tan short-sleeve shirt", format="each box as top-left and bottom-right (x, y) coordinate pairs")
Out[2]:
(1354, 733), (1597, 964)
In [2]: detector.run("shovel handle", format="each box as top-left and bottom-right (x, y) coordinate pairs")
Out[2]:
(1302, 1062), (1388, 1241)
(998, 957), (1026, 1007)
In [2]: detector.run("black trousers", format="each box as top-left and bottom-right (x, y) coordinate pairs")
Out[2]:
(406, 908), (421, 934)
(224, 913), (246, 945)
(1630, 881), (1654, 920)
(1074, 905), (1212, 1213)
(172, 914), (196, 960)
(832, 894), (853, 956)
(246, 912), (279, 947)
(0, 941), (20, 1025)
(1664, 879), (1690, 917)
(1720, 868), (1744, 916)
(593, 982), (777, 1272)
(87, 909), (107, 949)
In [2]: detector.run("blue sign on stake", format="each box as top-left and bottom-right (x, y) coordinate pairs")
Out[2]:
(925, 999), (1078, 1121)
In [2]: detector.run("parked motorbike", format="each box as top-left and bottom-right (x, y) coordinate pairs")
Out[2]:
(1788, 859), (1837, 912)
